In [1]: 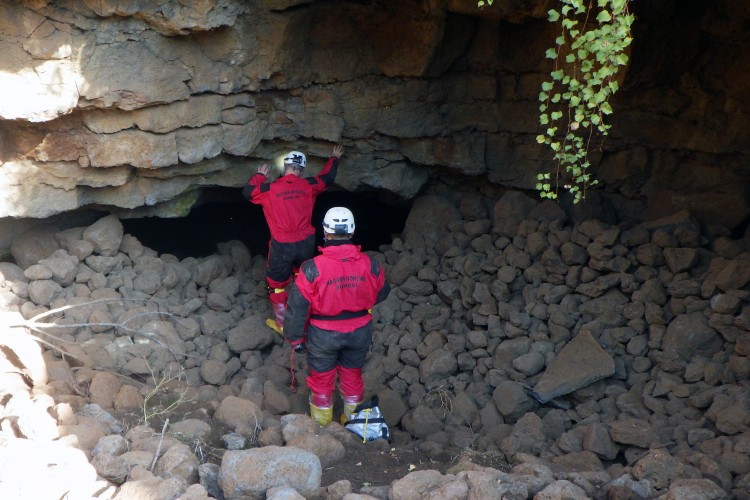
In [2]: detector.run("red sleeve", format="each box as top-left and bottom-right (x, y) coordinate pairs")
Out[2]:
(245, 172), (268, 203)
(310, 157), (338, 195)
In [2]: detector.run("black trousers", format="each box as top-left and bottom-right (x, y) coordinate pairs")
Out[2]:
(265, 234), (316, 285)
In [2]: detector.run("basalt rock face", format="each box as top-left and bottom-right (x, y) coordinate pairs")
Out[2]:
(0, 0), (748, 251)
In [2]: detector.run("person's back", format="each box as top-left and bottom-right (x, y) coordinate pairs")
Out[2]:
(248, 157), (333, 242)
(264, 174), (316, 240)
(302, 243), (384, 333)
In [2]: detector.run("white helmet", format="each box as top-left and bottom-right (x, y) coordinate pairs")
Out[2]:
(283, 151), (306, 169)
(323, 207), (355, 235)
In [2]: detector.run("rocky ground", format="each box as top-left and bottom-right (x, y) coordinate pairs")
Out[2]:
(0, 190), (747, 499)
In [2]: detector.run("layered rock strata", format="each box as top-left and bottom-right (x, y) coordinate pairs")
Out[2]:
(1, 0), (749, 259)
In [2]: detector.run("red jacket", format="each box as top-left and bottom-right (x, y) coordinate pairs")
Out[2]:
(285, 242), (390, 339)
(243, 157), (338, 243)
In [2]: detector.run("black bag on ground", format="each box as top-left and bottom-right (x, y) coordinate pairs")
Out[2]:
(344, 395), (390, 442)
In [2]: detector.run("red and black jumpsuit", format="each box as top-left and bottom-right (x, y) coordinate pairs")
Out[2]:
(284, 240), (391, 407)
(242, 156), (338, 323)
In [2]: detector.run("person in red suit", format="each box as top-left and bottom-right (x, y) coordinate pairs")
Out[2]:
(243, 145), (343, 334)
(284, 207), (391, 426)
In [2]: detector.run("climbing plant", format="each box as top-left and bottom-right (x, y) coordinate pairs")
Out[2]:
(479, 0), (634, 203)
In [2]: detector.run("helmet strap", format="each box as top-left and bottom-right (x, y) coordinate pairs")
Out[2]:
(324, 235), (353, 245)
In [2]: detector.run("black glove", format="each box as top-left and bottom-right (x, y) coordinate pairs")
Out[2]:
(291, 342), (306, 354)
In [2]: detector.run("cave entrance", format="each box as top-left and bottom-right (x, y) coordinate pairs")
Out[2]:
(121, 188), (410, 259)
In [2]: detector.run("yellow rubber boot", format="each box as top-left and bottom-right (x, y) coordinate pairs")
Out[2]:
(340, 400), (362, 425)
(266, 289), (286, 336)
(310, 403), (333, 427)
(265, 318), (283, 336)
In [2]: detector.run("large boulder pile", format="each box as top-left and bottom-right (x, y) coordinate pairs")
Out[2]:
(0, 190), (749, 498)
(371, 192), (750, 492)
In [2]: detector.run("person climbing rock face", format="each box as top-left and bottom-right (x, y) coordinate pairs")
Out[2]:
(242, 145), (343, 335)
(283, 207), (391, 427)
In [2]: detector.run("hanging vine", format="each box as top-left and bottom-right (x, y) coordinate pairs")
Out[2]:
(479, 0), (634, 203)
(536, 0), (633, 203)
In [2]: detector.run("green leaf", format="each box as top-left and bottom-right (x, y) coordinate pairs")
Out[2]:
(597, 66), (614, 79)
(548, 9), (560, 22)
(545, 48), (557, 59)
(541, 81), (554, 91)
(536, 135), (546, 144)
(551, 70), (565, 81)
(600, 101), (613, 114)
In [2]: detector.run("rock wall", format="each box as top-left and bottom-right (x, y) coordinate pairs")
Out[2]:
(0, 0), (749, 253)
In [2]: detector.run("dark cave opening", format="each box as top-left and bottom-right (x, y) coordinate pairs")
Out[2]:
(121, 189), (411, 260)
